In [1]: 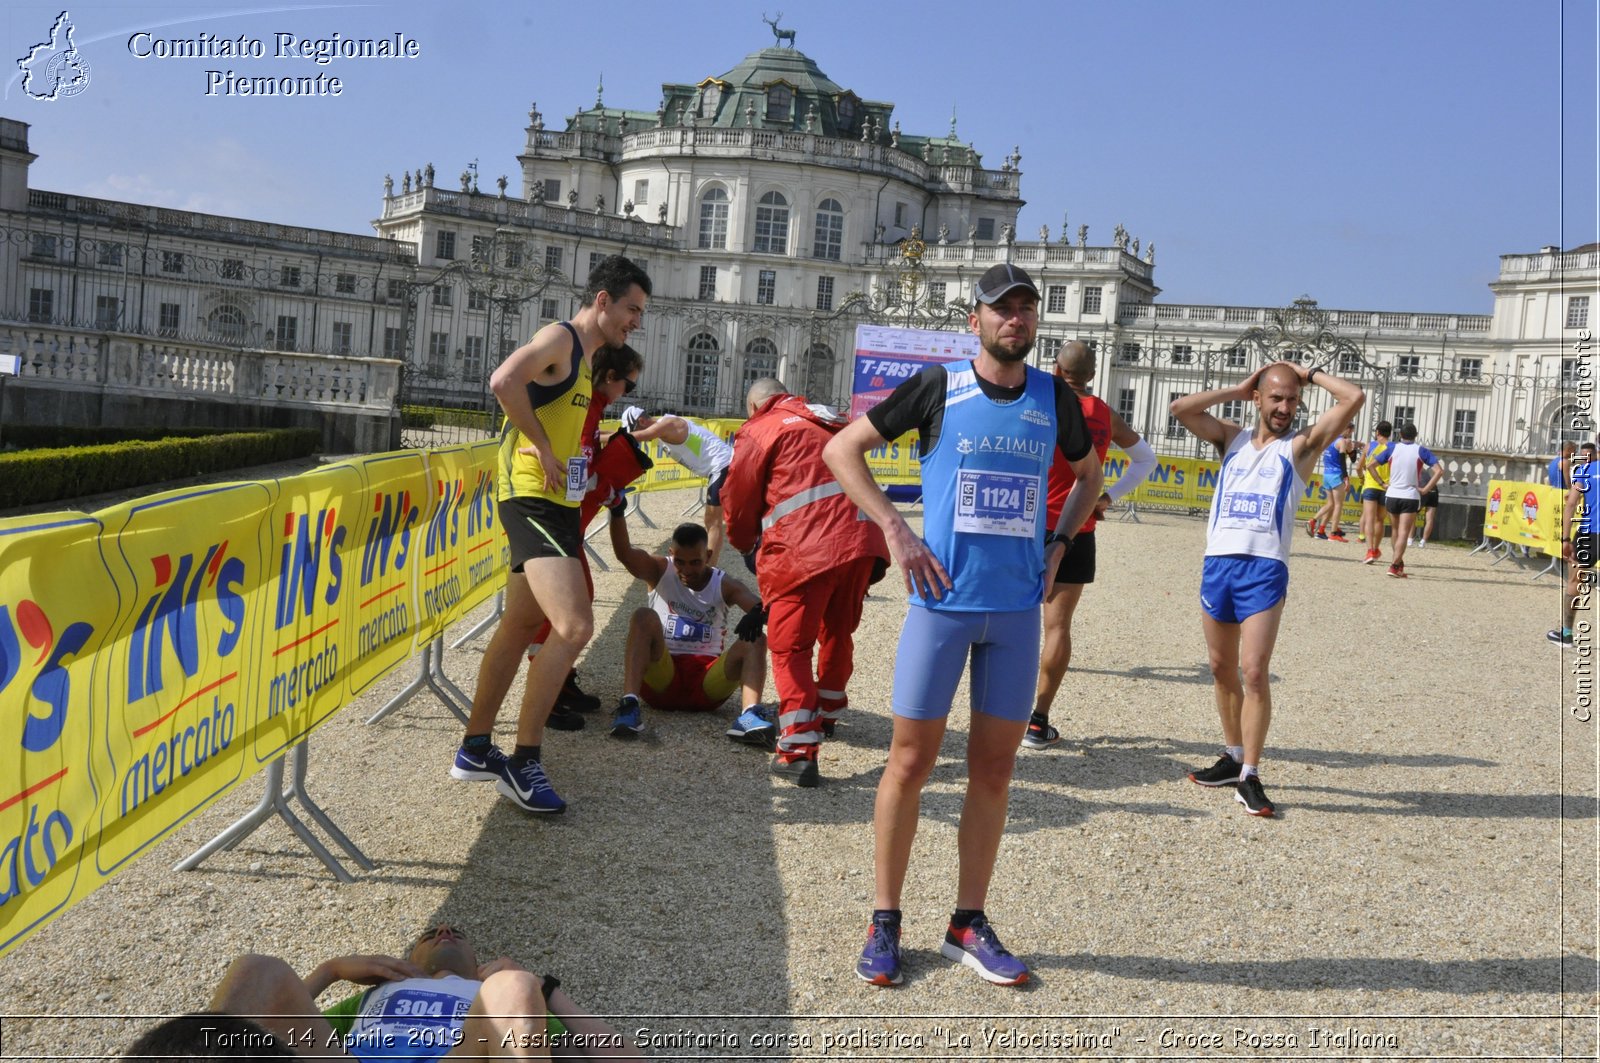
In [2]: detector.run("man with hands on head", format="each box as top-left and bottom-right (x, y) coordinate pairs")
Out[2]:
(823, 263), (1101, 989)
(1169, 360), (1363, 817)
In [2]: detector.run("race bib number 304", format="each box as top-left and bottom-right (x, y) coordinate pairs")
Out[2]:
(954, 469), (1040, 538)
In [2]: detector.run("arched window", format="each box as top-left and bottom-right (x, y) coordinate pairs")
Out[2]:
(805, 343), (835, 406)
(742, 337), (780, 398)
(684, 332), (721, 412)
(766, 84), (793, 123)
(699, 82), (721, 119)
(813, 198), (843, 261)
(208, 305), (246, 344)
(754, 191), (789, 255)
(697, 187), (729, 250)
(1548, 403), (1595, 450)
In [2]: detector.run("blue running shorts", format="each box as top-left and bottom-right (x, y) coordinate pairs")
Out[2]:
(1199, 555), (1289, 625)
(891, 604), (1040, 722)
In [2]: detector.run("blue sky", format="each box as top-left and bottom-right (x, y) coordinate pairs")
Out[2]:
(3, 0), (1595, 314)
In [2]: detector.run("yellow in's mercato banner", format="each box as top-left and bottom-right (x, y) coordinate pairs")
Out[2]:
(0, 513), (117, 959)
(93, 483), (272, 877)
(413, 445), (475, 648)
(345, 452), (428, 699)
(255, 463), (364, 763)
(454, 440), (507, 619)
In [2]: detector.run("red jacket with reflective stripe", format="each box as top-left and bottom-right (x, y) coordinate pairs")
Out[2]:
(722, 394), (889, 600)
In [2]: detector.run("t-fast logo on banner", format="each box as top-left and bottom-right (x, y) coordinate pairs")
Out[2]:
(0, 514), (115, 957)
(94, 483), (270, 874)
(346, 452), (426, 698)
(849, 325), (978, 420)
(257, 463), (362, 761)
(459, 441), (506, 612)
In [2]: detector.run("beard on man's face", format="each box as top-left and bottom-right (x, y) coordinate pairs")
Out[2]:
(984, 336), (1034, 364)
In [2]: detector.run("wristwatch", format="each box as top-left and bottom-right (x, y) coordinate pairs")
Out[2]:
(1044, 530), (1074, 550)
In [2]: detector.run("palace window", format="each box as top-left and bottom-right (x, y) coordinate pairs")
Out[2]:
(428, 332), (449, 376)
(684, 333), (721, 411)
(816, 275), (834, 312)
(813, 199), (843, 261)
(806, 343), (835, 405)
(467, 289), (489, 312)
(1165, 392), (1185, 438)
(158, 302), (180, 336)
(1451, 409), (1476, 449)
(765, 84), (793, 123)
(743, 337), (780, 396)
(27, 288), (53, 323)
(387, 279), (409, 302)
(335, 273), (358, 294)
(545, 245), (563, 272)
(756, 269), (777, 306)
(161, 251), (184, 274)
(1457, 358), (1482, 380)
(1397, 354), (1421, 376)
(1046, 286), (1067, 314)
(383, 327), (405, 359)
(332, 321), (353, 356)
(541, 298), (559, 321)
(976, 218), (995, 241)
(100, 243), (124, 267)
(1567, 295), (1589, 329)
(1081, 286), (1103, 316)
(1391, 405), (1415, 430)
(754, 192), (790, 254)
(1116, 388), (1137, 426)
(435, 231), (456, 261)
(698, 265), (718, 301)
(95, 295), (120, 329)
(275, 315), (298, 352)
(432, 284), (453, 308)
(463, 335), (484, 380)
(1118, 342), (1142, 364)
(208, 305), (245, 343)
(279, 266), (302, 288)
(1225, 346), (1247, 368)
(1171, 345), (1194, 365)
(633, 179), (649, 206)
(698, 187), (730, 250)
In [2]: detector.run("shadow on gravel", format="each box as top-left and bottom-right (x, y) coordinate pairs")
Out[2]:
(1034, 951), (1598, 997)
(418, 530), (800, 1053)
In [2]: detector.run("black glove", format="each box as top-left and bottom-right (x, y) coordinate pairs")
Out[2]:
(735, 605), (766, 642)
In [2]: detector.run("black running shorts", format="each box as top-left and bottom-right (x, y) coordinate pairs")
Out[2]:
(499, 496), (582, 571)
(1052, 529), (1097, 586)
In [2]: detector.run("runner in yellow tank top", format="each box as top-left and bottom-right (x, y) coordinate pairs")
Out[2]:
(459, 255), (651, 816)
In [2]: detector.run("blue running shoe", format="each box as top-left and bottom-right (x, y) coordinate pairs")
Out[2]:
(495, 757), (566, 814)
(940, 916), (1029, 985)
(856, 917), (903, 986)
(609, 697), (644, 739)
(450, 743), (510, 783)
(726, 704), (775, 746)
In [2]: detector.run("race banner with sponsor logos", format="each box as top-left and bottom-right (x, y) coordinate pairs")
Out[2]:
(0, 447), (507, 959)
(1483, 479), (1562, 556)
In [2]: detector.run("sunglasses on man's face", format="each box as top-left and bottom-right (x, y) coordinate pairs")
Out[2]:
(414, 925), (465, 947)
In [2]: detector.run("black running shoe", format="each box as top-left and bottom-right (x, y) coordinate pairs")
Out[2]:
(1235, 775), (1275, 816)
(771, 754), (820, 788)
(1021, 713), (1060, 750)
(545, 705), (585, 731)
(1548, 628), (1574, 646)
(1188, 753), (1242, 787)
(556, 670), (601, 713)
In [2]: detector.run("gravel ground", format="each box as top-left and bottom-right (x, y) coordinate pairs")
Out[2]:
(1, 489), (1594, 1061)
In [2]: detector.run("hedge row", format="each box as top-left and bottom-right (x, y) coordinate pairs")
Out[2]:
(3, 424), (240, 449)
(0, 428), (322, 510)
(402, 404), (496, 432)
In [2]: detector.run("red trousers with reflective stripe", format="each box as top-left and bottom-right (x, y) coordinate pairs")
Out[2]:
(766, 554), (875, 760)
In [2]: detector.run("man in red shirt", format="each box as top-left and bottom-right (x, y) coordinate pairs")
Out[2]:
(722, 379), (889, 786)
(1025, 341), (1158, 749)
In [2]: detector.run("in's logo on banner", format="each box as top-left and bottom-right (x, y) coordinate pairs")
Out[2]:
(1489, 487), (1502, 516)
(1521, 491), (1539, 524)
(17, 11), (92, 101)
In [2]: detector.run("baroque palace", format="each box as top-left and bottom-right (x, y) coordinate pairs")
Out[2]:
(0, 30), (1593, 465)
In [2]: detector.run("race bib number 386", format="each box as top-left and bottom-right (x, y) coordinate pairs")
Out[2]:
(954, 469), (1040, 538)
(1220, 490), (1275, 526)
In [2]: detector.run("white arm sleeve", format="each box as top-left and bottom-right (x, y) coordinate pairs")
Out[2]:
(1105, 438), (1158, 504)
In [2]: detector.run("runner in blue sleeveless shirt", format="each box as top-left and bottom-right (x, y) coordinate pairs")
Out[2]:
(824, 263), (1101, 988)
(1170, 361), (1364, 816)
